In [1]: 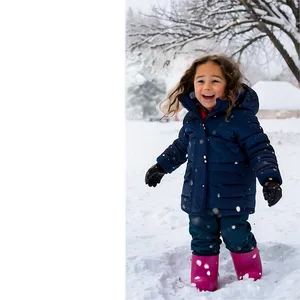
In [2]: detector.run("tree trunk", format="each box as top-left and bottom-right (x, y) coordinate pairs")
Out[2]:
(260, 23), (300, 84)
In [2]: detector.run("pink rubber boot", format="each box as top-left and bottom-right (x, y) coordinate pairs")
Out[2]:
(190, 254), (219, 291)
(230, 247), (262, 281)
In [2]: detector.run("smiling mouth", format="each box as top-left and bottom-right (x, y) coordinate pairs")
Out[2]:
(202, 95), (215, 100)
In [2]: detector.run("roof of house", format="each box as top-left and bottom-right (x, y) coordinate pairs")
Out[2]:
(251, 81), (300, 110)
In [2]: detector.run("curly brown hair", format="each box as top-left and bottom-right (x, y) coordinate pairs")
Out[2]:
(159, 54), (245, 118)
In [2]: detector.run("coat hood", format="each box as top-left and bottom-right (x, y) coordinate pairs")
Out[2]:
(179, 84), (259, 116)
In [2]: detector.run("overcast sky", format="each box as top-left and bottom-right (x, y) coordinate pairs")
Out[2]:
(126, 0), (170, 12)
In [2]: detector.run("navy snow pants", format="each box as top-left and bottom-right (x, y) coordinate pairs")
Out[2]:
(189, 214), (257, 256)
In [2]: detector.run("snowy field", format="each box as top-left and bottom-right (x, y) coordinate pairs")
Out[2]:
(126, 118), (300, 300)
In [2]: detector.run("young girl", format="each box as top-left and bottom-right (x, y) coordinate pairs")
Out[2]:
(145, 54), (282, 292)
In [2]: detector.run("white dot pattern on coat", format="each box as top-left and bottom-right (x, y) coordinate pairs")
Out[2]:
(196, 260), (202, 266)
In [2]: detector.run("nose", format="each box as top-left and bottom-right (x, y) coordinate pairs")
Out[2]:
(203, 82), (212, 90)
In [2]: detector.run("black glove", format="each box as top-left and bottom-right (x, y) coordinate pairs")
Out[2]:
(263, 179), (282, 207)
(145, 164), (166, 187)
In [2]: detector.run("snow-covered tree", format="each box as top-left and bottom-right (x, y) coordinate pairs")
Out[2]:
(127, 0), (300, 84)
(126, 75), (167, 119)
(126, 49), (167, 120)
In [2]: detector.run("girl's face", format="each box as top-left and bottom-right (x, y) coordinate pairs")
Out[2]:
(193, 61), (227, 112)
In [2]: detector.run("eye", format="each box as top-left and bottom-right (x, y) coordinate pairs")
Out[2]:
(197, 80), (204, 83)
(212, 80), (220, 83)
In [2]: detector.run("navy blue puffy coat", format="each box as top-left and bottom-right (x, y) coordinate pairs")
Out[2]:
(156, 84), (282, 216)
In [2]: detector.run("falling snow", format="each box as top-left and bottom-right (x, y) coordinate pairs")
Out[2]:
(127, 118), (300, 300)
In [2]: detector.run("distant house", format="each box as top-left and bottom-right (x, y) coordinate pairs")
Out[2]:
(252, 81), (300, 119)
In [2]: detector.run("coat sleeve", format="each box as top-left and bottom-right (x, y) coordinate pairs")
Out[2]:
(156, 126), (188, 173)
(236, 111), (282, 186)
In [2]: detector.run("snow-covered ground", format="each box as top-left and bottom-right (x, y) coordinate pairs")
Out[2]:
(126, 118), (300, 300)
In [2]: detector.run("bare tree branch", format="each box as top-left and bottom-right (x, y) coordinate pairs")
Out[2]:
(126, 0), (300, 83)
